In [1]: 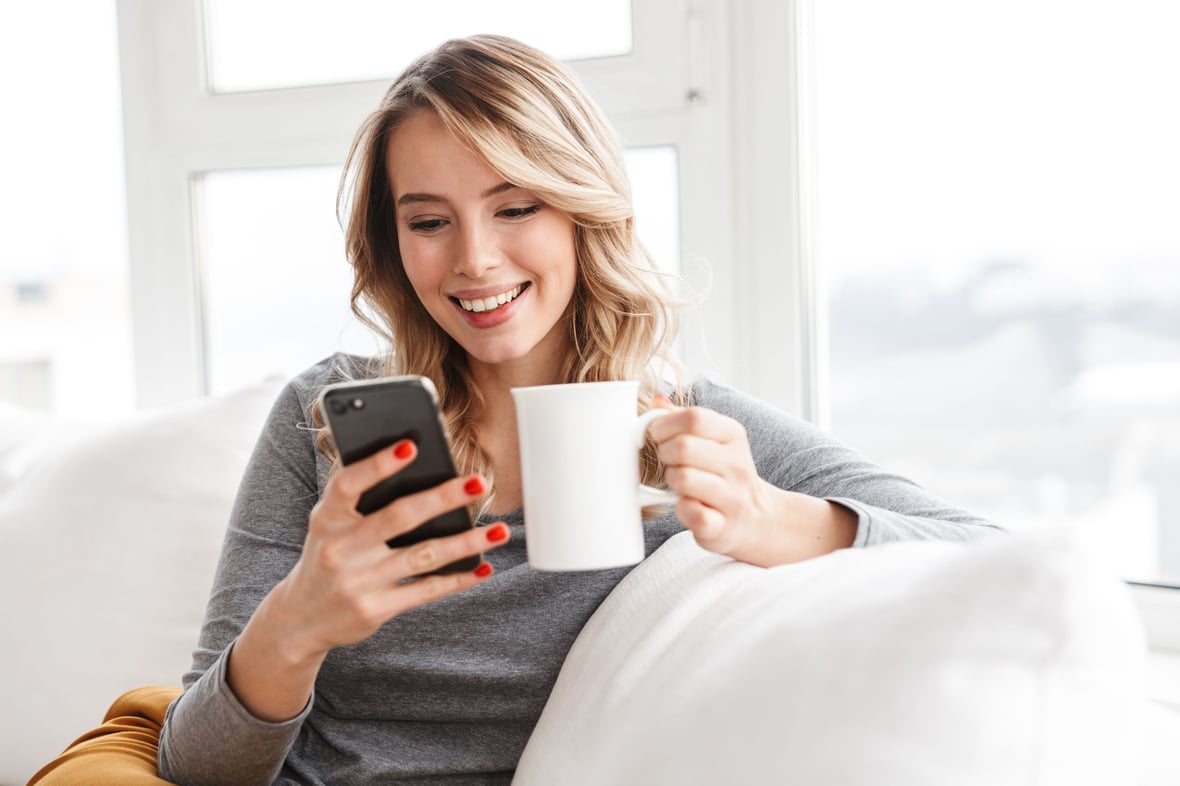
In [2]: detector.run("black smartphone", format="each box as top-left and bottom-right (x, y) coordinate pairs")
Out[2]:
(318, 376), (478, 573)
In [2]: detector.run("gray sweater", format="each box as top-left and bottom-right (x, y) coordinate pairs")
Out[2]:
(158, 354), (1000, 785)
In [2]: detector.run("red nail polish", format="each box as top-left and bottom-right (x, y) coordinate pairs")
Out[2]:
(486, 523), (509, 543)
(474, 562), (494, 578)
(393, 440), (414, 460)
(464, 477), (486, 496)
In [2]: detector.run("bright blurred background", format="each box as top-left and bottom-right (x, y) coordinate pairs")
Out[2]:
(1, 0), (1178, 587)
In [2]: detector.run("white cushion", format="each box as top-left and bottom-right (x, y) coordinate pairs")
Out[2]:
(0, 378), (284, 785)
(515, 529), (1147, 786)
(1142, 700), (1180, 786)
(0, 400), (63, 496)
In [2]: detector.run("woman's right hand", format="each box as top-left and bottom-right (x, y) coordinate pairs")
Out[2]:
(227, 439), (508, 721)
(279, 439), (507, 657)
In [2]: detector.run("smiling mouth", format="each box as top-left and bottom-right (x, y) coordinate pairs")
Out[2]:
(451, 283), (529, 313)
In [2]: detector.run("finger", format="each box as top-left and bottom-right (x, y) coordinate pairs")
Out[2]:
(370, 473), (488, 545)
(644, 395), (680, 443)
(313, 441), (420, 533)
(656, 432), (732, 473)
(651, 394), (679, 410)
(385, 520), (511, 580)
(314, 439), (419, 526)
(675, 498), (729, 544)
(647, 406), (746, 445)
(381, 559), (497, 618)
(665, 465), (739, 514)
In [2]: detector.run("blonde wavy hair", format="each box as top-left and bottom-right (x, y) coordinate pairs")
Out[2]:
(325, 34), (686, 507)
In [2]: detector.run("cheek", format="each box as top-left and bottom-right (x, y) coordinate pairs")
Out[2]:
(534, 219), (578, 279)
(399, 241), (441, 294)
(399, 262), (450, 324)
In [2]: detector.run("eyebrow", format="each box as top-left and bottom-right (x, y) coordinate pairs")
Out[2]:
(396, 181), (520, 207)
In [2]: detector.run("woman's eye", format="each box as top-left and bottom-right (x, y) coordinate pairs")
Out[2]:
(408, 218), (446, 232)
(499, 205), (541, 219)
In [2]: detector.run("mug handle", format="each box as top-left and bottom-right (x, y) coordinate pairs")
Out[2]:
(635, 409), (680, 507)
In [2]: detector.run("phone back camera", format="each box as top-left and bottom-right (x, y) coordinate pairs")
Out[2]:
(330, 399), (348, 415)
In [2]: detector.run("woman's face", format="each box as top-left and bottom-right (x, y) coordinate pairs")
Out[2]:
(385, 110), (578, 377)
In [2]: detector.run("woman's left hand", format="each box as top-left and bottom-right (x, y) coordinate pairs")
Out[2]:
(647, 396), (856, 567)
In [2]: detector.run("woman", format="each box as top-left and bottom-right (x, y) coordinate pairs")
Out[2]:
(33, 34), (999, 786)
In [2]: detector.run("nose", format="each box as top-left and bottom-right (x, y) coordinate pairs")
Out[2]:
(453, 221), (500, 279)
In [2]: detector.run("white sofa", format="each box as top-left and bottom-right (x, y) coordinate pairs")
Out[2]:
(1, 379), (1177, 785)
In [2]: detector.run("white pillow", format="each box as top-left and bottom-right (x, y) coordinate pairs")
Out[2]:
(515, 530), (1147, 786)
(1142, 700), (1180, 786)
(0, 378), (285, 785)
(0, 400), (63, 496)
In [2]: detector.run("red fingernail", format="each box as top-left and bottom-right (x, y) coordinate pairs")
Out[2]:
(474, 562), (494, 578)
(486, 523), (509, 543)
(464, 476), (486, 496)
(393, 440), (414, 460)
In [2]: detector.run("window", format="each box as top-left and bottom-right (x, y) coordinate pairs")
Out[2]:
(0, 1), (134, 416)
(119, 0), (728, 406)
(813, 0), (1180, 586)
(0, 360), (51, 411)
(204, 0), (633, 92)
(195, 166), (371, 395)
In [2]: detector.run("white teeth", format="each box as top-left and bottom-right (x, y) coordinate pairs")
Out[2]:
(458, 284), (524, 313)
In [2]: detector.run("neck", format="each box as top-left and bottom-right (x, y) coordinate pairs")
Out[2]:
(467, 357), (558, 436)
(467, 346), (565, 406)
(462, 354), (565, 516)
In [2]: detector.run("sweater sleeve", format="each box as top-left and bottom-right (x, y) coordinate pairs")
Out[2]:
(158, 366), (329, 785)
(693, 378), (1005, 545)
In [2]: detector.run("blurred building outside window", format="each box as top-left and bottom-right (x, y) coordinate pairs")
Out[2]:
(814, 0), (1180, 585)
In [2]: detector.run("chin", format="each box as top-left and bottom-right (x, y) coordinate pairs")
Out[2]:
(452, 324), (567, 371)
(466, 346), (532, 366)
(450, 335), (520, 364)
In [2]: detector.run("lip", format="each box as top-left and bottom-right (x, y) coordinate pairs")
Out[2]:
(452, 282), (530, 329)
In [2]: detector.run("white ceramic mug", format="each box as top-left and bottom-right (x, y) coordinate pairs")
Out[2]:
(511, 380), (679, 571)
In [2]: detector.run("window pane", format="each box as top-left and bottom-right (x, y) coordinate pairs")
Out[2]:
(204, 0), (633, 93)
(0, 0), (133, 415)
(196, 167), (377, 396)
(815, 0), (1180, 583)
(625, 146), (680, 276)
(198, 151), (678, 394)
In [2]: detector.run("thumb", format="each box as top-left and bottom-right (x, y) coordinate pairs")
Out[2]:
(651, 393), (679, 411)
